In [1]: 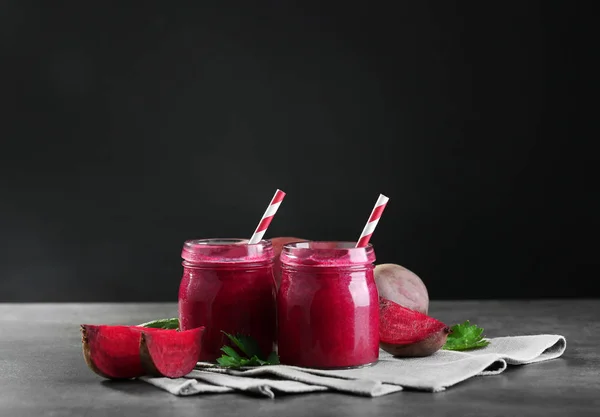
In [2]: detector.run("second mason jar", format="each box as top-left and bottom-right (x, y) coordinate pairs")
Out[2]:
(277, 241), (379, 368)
(178, 238), (277, 362)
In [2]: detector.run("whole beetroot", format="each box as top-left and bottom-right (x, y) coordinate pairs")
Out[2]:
(374, 264), (429, 314)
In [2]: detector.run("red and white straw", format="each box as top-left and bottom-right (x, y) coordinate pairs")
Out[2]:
(356, 194), (389, 247)
(248, 189), (286, 244)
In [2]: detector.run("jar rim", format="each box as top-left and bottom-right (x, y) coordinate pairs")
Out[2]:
(184, 238), (266, 247)
(181, 238), (273, 264)
(281, 241), (375, 267)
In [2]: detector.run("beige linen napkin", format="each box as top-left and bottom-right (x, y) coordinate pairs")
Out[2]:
(141, 334), (566, 398)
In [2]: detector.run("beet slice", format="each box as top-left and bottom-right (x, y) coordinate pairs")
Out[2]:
(379, 297), (451, 357)
(139, 326), (205, 378)
(81, 325), (156, 379)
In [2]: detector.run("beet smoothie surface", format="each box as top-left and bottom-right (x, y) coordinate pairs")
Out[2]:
(178, 239), (277, 362)
(277, 242), (380, 369)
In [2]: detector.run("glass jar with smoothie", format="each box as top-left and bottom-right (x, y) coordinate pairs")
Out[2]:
(178, 239), (276, 362)
(277, 241), (379, 368)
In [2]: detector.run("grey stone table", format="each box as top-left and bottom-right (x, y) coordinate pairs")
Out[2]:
(1, 301), (598, 417)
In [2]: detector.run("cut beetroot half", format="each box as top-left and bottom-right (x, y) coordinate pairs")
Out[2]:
(379, 297), (451, 357)
(139, 326), (205, 378)
(81, 325), (158, 379)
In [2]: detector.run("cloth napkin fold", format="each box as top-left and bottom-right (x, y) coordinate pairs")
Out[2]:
(141, 334), (566, 398)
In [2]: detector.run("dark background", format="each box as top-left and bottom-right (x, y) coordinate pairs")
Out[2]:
(1, 2), (596, 301)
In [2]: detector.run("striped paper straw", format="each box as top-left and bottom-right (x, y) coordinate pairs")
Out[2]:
(248, 189), (286, 244)
(356, 194), (389, 248)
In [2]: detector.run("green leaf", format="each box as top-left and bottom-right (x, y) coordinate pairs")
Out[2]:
(222, 332), (263, 359)
(443, 320), (490, 351)
(266, 351), (280, 365)
(221, 345), (242, 361)
(216, 333), (280, 368)
(249, 356), (268, 366)
(238, 358), (251, 366)
(138, 318), (179, 330)
(217, 355), (241, 367)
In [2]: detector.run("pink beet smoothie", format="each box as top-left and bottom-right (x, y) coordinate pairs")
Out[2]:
(277, 242), (379, 368)
(178, 239), (276, 362)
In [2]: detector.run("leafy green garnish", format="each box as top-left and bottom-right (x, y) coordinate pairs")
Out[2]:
(442, 321), (490, 351)
(266, 351), (280, 365)
(138, 318), (179, 330)
(224, 332), (263, 358)
(216, 332), (279, 368)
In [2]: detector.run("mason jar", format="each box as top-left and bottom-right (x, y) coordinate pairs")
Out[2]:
(178, 238), (276, 362)
(277, 241), (379, 368)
